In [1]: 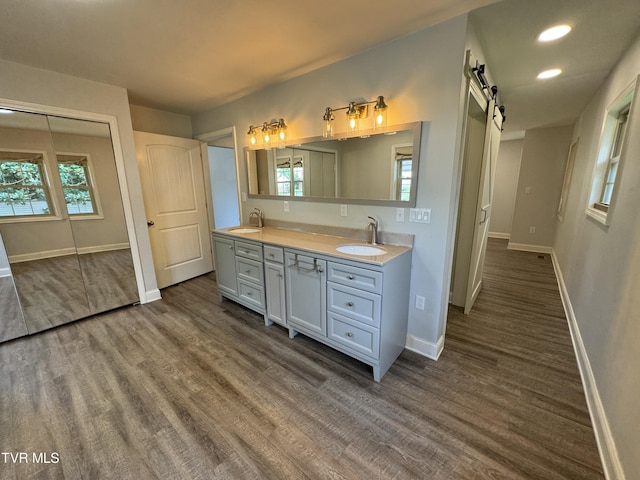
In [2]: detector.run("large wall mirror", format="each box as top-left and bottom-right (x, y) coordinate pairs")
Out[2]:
(0, 108), (138, 342)
(245, 122), (422, 206)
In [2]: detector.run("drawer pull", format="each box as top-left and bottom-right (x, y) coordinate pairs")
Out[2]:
(347, 302), (354, 307)
(247, 291), (253, 296)
(246, 270), (251, 274)
(347, 275), (355, 280)
(269, 253), (274, 257)
(346, 332), (354, 338)
(229, 245), (234, 250)
(244, 249), (250, 254)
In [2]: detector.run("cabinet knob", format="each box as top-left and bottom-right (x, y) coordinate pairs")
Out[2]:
(246, 270), (251, 274)
(229, 245), (233, 250)
(347, 275), (355, 280)
(244, 249), (250, 254)
(269, 253), (275, 257)
(346, 332), (354, 338)
(347, 302), (354, 307)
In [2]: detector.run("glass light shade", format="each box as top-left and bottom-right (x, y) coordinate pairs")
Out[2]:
(373, 96), (388, 129)
(323, 120), (333, 138)
(348, 115), (359, 133)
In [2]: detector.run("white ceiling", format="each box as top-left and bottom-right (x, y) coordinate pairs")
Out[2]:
(1, 0), (639, 134)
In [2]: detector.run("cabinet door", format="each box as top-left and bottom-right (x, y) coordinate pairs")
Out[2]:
(265, 262), (286, 327)
(212, 235), (238, 297)
(285, 252), (326, 336)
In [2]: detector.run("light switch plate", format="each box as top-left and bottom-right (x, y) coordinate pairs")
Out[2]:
(409, 208), (431, 224)
(340, 204), (348, 216)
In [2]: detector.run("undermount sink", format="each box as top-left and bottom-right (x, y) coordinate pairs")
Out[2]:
(230, 227), (261, 234)
(336, 244), (388, 256)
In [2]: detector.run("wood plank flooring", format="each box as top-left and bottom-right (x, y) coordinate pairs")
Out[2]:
(0, 238), (604, 479)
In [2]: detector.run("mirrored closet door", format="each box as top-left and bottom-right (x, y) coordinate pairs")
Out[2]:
(0, 109), (138, 341)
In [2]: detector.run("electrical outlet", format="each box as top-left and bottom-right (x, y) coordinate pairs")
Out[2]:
(415, 295), (425, 310)
(284, 201), (289, 213)
(396, 208), (405, 222)
(340, 204), (348, 216)
(241, 191), (247, 202)
(529, 226), (536, 233)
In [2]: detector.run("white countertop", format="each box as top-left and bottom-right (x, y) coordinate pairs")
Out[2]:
(214, 226), (412, 266)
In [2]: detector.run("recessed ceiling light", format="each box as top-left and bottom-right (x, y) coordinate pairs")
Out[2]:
(0, 108), (14, 114)
(537, 68), (562, 79)
(538, 24), (572, 42)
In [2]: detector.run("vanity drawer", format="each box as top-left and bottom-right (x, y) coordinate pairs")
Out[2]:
(264, 245), (284, 264)
(328, 311), (379, 360)
(327, 262), (382, 294)
(238, 279), (265, 310)
(235, 240), (263, 261)
(327, 282), (380, 327)
(236, 257), (263, 284)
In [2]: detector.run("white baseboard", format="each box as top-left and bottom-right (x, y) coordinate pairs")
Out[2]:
(0, 267), (11, 278)
(142, 288), (162, 304)
(9, 247), (77, 263)
(76, 243), (130, 255)
(507, 242), (552, 254)
(551, 249), (624, 480)
(489, 232), (510, 239)
(405, 334), (444, 360)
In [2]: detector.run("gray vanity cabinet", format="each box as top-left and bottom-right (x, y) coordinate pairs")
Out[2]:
(212, 233), (266, 315)
(212, 234), (238, 298)
(264, 245), (286, 327)
(285, 250), (327, 337)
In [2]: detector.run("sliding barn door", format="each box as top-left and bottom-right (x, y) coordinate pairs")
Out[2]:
(464, 99), (502, 314)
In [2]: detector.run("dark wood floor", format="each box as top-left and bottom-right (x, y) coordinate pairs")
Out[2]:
(0, 238), (603, 479)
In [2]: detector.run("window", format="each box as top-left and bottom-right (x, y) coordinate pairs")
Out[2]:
(599, 107), (629, 208)
(0, 152), (53, 217)
(587, 80), (635, 224)
(57, 154), (98, 215)
(275, 156), (304, 196)
(393, 145), (413, 201)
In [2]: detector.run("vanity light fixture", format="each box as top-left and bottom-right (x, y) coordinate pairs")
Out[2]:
(322, 95), (389, 137)
(247, 118), (287, 146)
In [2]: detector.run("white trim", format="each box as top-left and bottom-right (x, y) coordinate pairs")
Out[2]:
(507, 242), (552, 254)
(143, 288), (162, 303)
(76, 243), (130, 255)
(0, 267), (11, 278)
(586, 206), (608, 226)
(488, 231), (510, 239)
(405, 333), (444, 360)
(9, 247), (77, 263)
(551, 249), (625, 480)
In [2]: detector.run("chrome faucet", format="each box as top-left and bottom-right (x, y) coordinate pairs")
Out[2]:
(367, 216), (380, 245)
(249, 208), (264, 228)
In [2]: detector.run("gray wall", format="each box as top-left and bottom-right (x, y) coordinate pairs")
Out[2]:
(192, 15), (471, 356)
(553, 32), (640, 479)
(489, 139), (522, 238)
(130, 104), (193, 138)
(509, 126), (573, 250)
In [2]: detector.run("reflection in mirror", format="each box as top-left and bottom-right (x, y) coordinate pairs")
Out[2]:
(0, 109), (91, 333)
(0, 232), (28, 342)
(0, 108), (139, 340)
(246, 122), (421, 206)
(47, 116), (139, 314)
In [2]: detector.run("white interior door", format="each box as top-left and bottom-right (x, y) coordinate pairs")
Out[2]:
(464, 100), (502, 314)
(135, 131), (213, 289)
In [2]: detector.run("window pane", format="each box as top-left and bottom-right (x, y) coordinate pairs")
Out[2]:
(58, 163), (89, 187)
(0, 187), (50, 216)
(62, 187), (95, 214)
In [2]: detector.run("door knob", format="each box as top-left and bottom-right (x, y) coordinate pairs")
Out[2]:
(147, 220), (155, 226)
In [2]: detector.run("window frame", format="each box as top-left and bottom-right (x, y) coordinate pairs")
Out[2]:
(390, 143), (413, 201)
(586, 78), (637, 226)
(56, 152), (102, 218)
(0, 149), (57, 222)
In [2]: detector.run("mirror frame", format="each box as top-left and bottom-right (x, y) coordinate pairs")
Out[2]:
(245, 121), (422, 207)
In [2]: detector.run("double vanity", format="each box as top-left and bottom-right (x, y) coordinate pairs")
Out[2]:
(212, 225), (412, 381)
